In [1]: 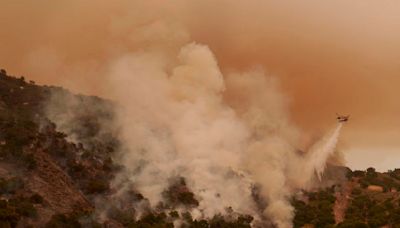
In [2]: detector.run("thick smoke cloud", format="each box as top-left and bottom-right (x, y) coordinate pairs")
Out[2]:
(107, 42), (258, 218)
(102, 35), (343, 226)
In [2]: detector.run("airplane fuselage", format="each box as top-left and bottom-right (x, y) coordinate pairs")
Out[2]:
(337, 116), (349, 122)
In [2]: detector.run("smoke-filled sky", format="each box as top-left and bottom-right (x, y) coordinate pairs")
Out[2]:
(1, 0), (400, 171)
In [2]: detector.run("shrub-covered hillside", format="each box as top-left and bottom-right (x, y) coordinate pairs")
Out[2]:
(293, 167), (400, 228)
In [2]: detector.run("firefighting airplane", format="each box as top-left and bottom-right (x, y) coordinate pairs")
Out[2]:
(336, 113), (350, 123)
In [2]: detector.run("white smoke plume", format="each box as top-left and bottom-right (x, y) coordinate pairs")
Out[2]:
(108, 43), (258, 218)
(104, 38), (345, 227)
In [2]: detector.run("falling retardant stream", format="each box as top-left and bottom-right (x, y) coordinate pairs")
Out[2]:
(306, 123), (344, 181)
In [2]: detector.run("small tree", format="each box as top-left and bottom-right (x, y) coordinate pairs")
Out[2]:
(366, 167), (378, 178)
(367, 167), (376, 173)
(352, 170), (366, 177)
(19, 76), (26, 85)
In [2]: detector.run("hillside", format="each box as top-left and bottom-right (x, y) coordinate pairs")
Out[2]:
(293, 167), (400, 228)
(0, 69), (400, 228)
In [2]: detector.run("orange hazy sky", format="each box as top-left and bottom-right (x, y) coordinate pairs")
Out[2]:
(1, 0), (400, 171)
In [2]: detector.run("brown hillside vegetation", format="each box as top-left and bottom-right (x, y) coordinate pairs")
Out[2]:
(28, 149), (92, 213)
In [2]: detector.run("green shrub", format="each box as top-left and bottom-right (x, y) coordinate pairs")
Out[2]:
(12, 199), (37, 217)
(353, 170), (366, 177)
(107, 207), (134, 226)
(70, 162), (84, 173)
(0, 200), (19, 228)
(352, 188), (362, 195)
(85, 179), (109, 194)
(0, 177), (24, 194)
(0, 197), (37, 226)
(30, 193), (44, 204)
(163, 177), (199, 207)
(129, 213), (173, 228)
(169, 210), (179, 218)
(337, 220), (368, 228)
(208, 214), (252, 228)
(45, 214), (81, 228)
(22, 153), (37, 169)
